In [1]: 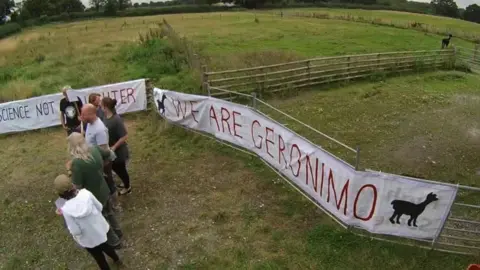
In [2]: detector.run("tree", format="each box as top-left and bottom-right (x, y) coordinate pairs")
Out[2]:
(463, 4), (480, 23)
(90, 0), (106, 12)
(61, 0), (85, 13)
(431, 0), (458, 18)
(21, 0), (84, 17)
(118, 0), (131, 10)
(104, 0), (118, 16)
(0, 0), (15, 18)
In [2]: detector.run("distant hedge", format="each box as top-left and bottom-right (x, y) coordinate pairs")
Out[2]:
(0, 23), (21, 39)
(0, 5), (243, 40)
(19, 5), (243, 27)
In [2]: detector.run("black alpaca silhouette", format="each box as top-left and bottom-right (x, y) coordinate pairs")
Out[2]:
(389, 192), (438, 227)
(442, 34), (453, 49)
(156, 94), (167, 115)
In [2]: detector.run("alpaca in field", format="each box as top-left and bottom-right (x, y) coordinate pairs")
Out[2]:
(156, 94), (167, 115)
(442, 34), (453, 49)
(389, 192), (438, 227)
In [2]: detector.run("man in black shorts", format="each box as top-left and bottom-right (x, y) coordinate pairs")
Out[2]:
(59, 86), (83, 136)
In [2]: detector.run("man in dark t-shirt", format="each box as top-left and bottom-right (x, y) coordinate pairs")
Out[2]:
(60, 86), (83, 136)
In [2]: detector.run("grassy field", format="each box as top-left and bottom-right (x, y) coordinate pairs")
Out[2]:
(0, 11), (475, 101)
(279, 8), (480, 42)
(1, 10), (480, 270)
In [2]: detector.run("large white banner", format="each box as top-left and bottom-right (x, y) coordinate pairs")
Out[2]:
(66, 79), (147, 115)
(153, 88), (458, 240)
(0, 79), (146, 134)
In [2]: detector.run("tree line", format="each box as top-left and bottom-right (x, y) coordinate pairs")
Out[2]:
(0, 0), (479, 24)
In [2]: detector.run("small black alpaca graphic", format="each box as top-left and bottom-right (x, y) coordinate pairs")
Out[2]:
(389, 192), (438, 227)
(156, 94), (167, 115)
(442, 34), (453, 49)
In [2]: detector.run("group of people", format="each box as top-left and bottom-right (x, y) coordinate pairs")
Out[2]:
(54, 86), (132, 270)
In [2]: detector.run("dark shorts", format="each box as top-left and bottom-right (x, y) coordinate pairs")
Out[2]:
(66, 126), (81, 136)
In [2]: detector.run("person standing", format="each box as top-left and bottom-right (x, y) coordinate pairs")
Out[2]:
(67, 132), (123, 249)
(60, 86), (83, 136)
(81, 104), (119, 201)
(54, 174), (124, 270)
(89, 93), (105, 121)
(102, 97), (131, 195)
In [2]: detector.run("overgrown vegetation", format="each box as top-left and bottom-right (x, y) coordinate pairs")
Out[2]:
(0, 22), (20, 39)
(1, 8), (480, 269)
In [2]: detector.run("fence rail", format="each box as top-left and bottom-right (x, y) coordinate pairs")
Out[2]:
(203, 49), (455, 98)
(457, 45), (480, 73)
(193, 85), (480, 256)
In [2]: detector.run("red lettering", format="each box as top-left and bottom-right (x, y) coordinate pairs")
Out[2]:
(320, 163), (325, 197)
(265, 127), (274, 158)
(190, 101), (199, 123)
(326, 170), (350, 215)
(209, 106), (220, 131)
(305, 156), (319, 191)
(278, 135), (287, 168)
(120, 89), (128, 104)
(251, 120), (262, 149)
(232, 111), (242, 138)
(289, 144), (301, 177)
(127, 88), (136, 103)
(171, 99), (187, 118)
(354, 184), (378, 221)
(220, 107), (232, 135)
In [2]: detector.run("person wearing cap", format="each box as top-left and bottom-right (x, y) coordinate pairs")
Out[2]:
(54, 174), (124, 270)
(66, 132), (123, 249)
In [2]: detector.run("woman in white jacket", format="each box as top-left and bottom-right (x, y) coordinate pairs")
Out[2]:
(54, 174), (123, 270)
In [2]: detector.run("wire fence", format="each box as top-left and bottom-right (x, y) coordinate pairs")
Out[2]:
(203, 49), (455, 98)
(185, 85), (480, 256)
(456, 45), (480, 74)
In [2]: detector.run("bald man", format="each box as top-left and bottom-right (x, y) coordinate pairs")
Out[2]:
(82, 104), (109, 150)
(82, 104), (122, 213)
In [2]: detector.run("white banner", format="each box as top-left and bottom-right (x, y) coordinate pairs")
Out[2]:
(0, 79), (146, 134)
(153, 88), (458, 240)
(66, 79), (147, 115)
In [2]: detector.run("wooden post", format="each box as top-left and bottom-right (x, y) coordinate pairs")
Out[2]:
(453, 46), (457, 71)
(376, 53), (380, 72)
(145, 78), (153, 111)
(346, 56), (351, 82)
(474, 44), (479, 62)
(307, 60), (311, 82)
(202, 65), (208, 94)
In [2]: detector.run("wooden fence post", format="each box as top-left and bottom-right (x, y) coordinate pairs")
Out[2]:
(307, 60), (311, 82)
(474, 44), (479, 62)
(346, 56), (351, 82)
(145, 78), (153, 111)
(202, 65), (208, 94)
(453, 46), (457, 71)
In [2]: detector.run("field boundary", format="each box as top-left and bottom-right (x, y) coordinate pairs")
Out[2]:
(269, 10), (480, 43)
(153, 86), (480, 256)
(457, 45), (480, 73)
(203, 49), (456, 98)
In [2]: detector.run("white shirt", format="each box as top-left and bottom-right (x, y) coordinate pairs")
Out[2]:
(85, 118), (109, 147)
(61, 189), (109, 248)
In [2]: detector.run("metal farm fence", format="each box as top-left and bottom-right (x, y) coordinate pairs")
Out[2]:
(158, 83), (480, 256)
(202, 49), (455, 98)
(456, 45), (480, 74)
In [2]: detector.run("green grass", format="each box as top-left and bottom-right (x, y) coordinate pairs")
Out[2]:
(280, 8), (480, 42)
(1, 11), (480, 269)
(0, 12), (475, 101)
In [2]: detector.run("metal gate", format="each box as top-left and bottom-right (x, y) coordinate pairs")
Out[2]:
(186, 85), (480, 256)
(456, 46), (480, 74)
